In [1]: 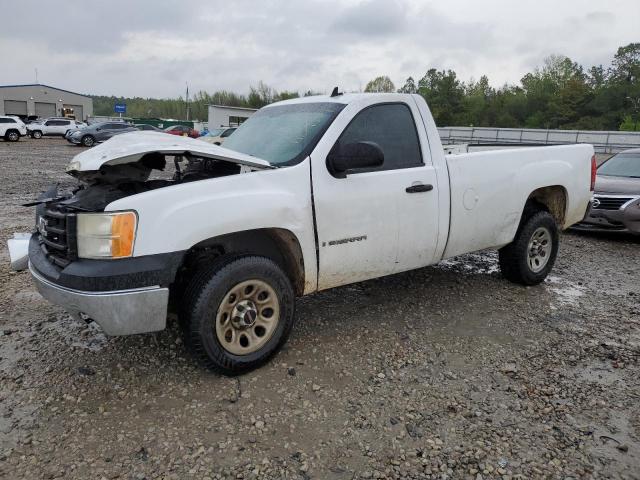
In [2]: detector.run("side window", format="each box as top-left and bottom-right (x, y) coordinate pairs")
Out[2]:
(0, 118), (9, 124)
(333, 103), (422, 172)
(61, 120), (70, 126)
(44, 120), (54, 126)
(221, 128), (236, 137)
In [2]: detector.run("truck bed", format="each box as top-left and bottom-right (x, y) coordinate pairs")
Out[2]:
(442, 144), (594, 259)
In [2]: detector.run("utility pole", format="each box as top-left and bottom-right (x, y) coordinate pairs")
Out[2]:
(185, 82), (190, 121)
(35, 68), (38, 83)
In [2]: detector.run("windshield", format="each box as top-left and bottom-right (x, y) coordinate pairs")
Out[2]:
(222, 102), (345, 166)
(598, 152), (640, 178)
(206, 128), (225, 136)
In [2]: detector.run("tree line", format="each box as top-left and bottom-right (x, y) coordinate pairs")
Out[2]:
(92, 43), (639, 131)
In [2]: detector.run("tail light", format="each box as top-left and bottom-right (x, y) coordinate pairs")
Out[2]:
(590, 154), (597, 191)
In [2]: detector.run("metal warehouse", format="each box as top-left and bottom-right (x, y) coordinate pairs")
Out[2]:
(0, 83), (93, 121)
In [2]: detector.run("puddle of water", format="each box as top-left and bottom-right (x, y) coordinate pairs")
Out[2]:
(436, 251), (499, 275)
(574, 361), (624, 386)
(545, 275), (586, 306)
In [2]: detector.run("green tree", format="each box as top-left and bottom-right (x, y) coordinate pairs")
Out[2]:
(364, 76), (396, 93)
(89, 43), (640, 131)
(398, 77), (417, 93)
(417, 69), (465, 126)
(620, 115), (640, 131)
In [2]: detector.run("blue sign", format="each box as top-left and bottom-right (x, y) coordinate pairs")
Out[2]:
(114, 103), (126, 113)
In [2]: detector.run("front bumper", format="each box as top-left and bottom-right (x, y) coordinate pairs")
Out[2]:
(574, 197), (640, 234)
(30, 262), (169, 335)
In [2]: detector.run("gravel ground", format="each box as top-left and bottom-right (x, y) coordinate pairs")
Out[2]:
(0, 137), (639, 480)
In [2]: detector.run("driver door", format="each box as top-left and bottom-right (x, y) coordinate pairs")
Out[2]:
(311, 99), (434, 290)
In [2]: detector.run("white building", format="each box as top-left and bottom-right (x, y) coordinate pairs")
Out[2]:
(208, 105), (256, 129)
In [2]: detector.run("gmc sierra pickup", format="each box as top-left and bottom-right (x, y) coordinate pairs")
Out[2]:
(9, 93), (596, 375)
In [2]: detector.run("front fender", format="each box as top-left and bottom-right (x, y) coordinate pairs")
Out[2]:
(106, 160), (317, 292)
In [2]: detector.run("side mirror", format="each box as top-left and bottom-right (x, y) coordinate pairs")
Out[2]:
(96, 127), (101, 131)
(327, 141), (384, 178)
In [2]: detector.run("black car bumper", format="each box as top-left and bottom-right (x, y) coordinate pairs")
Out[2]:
(29, 233), (185, 292)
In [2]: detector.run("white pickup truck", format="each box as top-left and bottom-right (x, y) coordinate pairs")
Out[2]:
(10, 93), (596, 375)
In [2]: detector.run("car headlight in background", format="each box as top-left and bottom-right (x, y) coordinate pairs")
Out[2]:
(77, 211), (137, 259)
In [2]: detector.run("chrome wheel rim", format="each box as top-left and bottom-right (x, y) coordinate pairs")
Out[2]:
(215, 279), (280, 355)
(527, 227), (552, 273)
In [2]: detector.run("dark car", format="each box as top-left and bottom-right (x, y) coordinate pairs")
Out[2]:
(574, 148), (640, 234)
(135, 124), (163, 132)
(164, 124), (199, 138)
(67, 121), (138, 147)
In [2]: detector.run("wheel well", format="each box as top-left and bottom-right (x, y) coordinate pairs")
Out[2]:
(525, 186), (567, 226)
(175, 228), (305, 296)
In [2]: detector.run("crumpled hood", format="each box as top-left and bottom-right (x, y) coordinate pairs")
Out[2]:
(594, 175), (640, 195)
(66, 131), (272, 172)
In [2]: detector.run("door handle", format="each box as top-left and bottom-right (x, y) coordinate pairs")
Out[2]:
(405, 183), (433, 193)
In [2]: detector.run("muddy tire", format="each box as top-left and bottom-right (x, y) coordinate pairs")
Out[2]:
(31, 130), (42, 139)
(5, 130), (19, 142)
(181, 255), (295, 375)
(499, 210), (559, 285)
(81, 135), (95, 147)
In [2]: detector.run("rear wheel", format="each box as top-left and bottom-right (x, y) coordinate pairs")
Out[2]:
(5, 130), (19, 142)
(81, 135), (95, 147)
(31, 130), (42, 139)
(498, 210), (559, 285)
(182, 255), (295, 375)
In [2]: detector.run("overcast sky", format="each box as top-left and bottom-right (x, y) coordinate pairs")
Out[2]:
(1, 0), (638, 98)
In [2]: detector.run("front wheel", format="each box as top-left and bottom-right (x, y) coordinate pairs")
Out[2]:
(31, 130), (42, 139)
(182, 256), (296, 375)
(498, 210), (559, 285)
(81, 135), (95, 147)
(5, 130), (19, 142)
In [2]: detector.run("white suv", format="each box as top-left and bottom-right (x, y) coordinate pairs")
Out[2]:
(28, 118), (83, 138)
(0, 116), (27, 142)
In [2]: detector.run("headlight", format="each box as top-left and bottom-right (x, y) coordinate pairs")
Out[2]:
(77, 211), (137, 259)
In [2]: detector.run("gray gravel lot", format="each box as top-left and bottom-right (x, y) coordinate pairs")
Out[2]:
(0, 137), (639, 479)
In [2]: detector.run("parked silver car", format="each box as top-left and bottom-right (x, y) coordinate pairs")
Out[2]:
(575, 148), (640, 234)
(67, 121), (137, 147)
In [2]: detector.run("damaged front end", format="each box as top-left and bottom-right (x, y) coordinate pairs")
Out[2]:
(10, 132), (273, 335)
(13, 132), (272, 271)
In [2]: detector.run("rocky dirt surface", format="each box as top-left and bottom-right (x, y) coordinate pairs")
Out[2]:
(0, 138), (639, 479)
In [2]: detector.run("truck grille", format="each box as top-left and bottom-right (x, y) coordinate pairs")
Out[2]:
(38, 205), (77, 268)
(592, 196), (633, 211)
